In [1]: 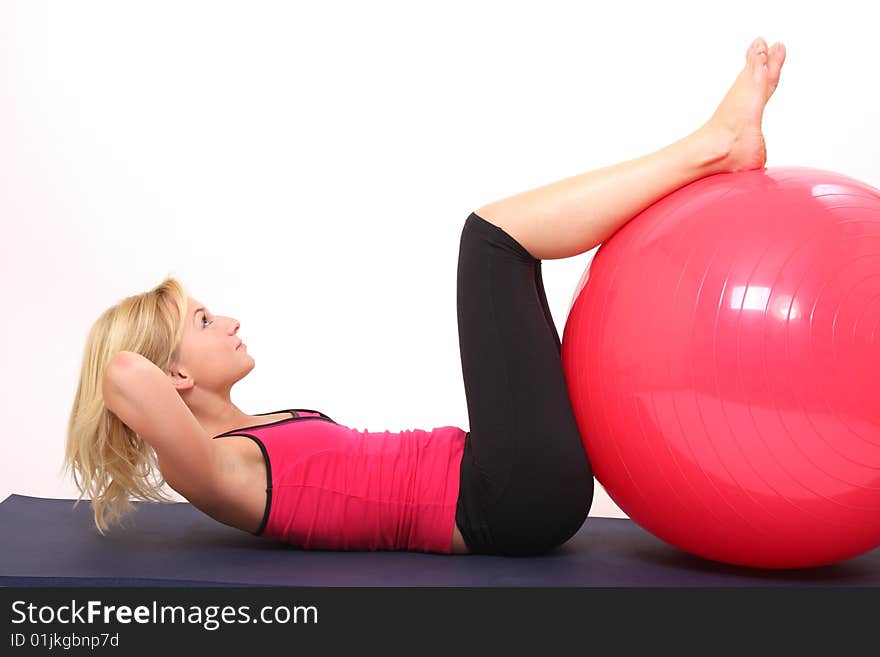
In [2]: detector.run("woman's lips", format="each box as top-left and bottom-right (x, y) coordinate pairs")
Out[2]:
(236, 342), (246, 350)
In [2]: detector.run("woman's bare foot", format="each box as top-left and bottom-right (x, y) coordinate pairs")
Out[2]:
(700, 37), (787, 173)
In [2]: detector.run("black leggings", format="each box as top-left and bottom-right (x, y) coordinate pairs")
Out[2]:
(454, 211), (595, 556)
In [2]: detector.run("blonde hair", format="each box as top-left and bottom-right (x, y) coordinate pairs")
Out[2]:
(63, 276), (190, 535)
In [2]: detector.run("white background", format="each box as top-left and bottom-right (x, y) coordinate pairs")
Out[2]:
(1, 0), (878, 517)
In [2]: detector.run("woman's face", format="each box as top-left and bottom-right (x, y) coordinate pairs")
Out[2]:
(171, 296), (253, 391)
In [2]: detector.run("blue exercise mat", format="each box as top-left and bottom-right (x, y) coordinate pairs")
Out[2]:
(2, 494), (878, 586)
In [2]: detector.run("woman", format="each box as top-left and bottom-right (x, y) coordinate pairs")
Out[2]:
(65, 37), (786, 556)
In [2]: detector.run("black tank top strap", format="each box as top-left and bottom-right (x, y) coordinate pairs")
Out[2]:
(289, 408), (336, 424)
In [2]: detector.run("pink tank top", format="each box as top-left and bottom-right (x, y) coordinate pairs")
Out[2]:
(212, 409), (467, 554)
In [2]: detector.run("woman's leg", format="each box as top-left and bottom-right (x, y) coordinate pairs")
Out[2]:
(454, 37), (786, 555)
(455, 210), (594, 555)
(476, 37), (786, 261)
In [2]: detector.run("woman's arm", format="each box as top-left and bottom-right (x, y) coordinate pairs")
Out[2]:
(102, 352), (223, 505)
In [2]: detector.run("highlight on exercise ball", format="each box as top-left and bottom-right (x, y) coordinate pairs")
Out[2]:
(561, 166), (880, 569)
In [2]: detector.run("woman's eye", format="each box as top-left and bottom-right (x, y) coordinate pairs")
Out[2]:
(202, 315), (212, 328)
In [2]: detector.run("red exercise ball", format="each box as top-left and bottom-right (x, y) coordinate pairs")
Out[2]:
(561, 166), (880, 569)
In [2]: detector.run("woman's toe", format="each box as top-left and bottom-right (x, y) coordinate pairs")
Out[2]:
(767, 42), (786, 94)
(752, 47), (769, 83)
(746, 36), (764, 63)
